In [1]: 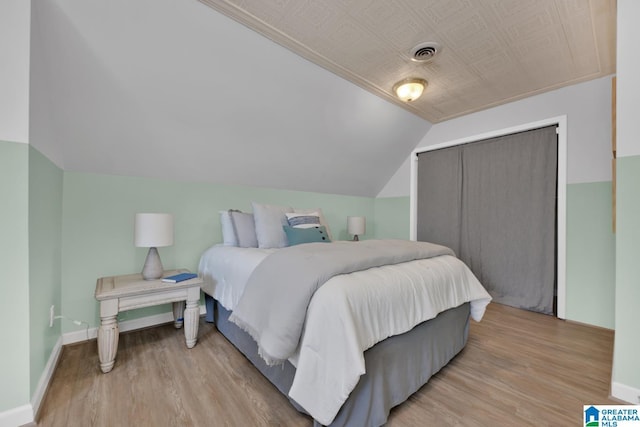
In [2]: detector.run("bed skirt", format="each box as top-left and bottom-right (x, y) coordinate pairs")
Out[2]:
(208, 296), (470, 427)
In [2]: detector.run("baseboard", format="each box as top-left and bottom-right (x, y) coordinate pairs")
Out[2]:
(63, 304), (206, 345)
(0, 404), (33, 427)
(0, 337), (62, 427)
(611, 381), (640, 404)
(29, 336), (63, 422)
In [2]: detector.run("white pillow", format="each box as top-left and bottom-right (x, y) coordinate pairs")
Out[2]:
(219, 210), (237, 246)
(285, 212), (321, 228)
(251, 202), (293, 248)
(294, 207), (333, 240)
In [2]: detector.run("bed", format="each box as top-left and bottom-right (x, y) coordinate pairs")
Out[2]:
(198, 205), (491, 426)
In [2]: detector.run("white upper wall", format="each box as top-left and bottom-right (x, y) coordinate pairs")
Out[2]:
(0, 0), (30, 144)
(617, 0), (640, 157)
(30, 1), (62, 166)
(379, 75), (614, 197)
(30, 0), (431, 197)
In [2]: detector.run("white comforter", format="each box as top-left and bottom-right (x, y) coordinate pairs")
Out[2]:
(198, 245), (274, 310)
(199, 245), (491, 425)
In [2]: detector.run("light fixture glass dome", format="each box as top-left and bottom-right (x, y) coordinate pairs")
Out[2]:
(393, 78), (427, 102)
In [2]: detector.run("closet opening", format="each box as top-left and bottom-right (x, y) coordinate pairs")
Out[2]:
(410, 116), (567, 318)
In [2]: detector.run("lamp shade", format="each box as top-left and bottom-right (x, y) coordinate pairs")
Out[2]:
(134, 213), (174, 248)
(347, 216), (366, 236)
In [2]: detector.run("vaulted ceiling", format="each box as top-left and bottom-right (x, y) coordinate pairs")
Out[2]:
(29, 0), (615, 198)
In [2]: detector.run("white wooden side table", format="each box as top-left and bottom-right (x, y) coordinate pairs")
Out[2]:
(94, 269), (202, 373)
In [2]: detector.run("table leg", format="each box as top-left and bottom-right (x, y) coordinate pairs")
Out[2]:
(98, 299), (119, 373)
(172, 301), (185, 329)
(184, 287), (200, 348)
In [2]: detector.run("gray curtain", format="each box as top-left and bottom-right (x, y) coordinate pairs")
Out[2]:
(417, 126), (557, 314)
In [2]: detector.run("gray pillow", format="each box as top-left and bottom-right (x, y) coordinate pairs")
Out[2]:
(251, 202), (293, 248)
(229, 211), (258, 248)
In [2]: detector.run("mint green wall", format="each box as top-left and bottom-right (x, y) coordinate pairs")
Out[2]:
(1, 152), (619, 415)
(566, 182), (615, 329)
(0, 141), (30, 411)
(61, 172), (374, 332)
(29, 146), (63, 394)
(613, 155), (640, 392)
(373, 197), (410, 239)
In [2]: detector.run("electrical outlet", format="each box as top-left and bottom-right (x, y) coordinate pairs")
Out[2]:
(49, 305), (55, 328)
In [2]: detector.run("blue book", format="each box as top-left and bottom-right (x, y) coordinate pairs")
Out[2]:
(162, 272), (198, 283)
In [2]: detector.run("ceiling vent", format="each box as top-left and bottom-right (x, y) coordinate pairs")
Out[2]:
(410, 42), (442, 63)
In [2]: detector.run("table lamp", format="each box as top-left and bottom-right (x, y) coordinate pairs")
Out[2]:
(134, 213), (174, 280)
(347, 216), (366, 241)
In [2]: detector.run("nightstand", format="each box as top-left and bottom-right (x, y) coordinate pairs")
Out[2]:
(94, 269), (202, 373)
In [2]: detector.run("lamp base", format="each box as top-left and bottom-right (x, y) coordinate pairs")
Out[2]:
(141, 247), (164, 280)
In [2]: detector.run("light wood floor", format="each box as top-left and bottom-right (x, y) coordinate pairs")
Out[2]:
(31, 303), (617, 426)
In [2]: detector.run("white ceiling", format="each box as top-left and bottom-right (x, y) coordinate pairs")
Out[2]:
(199, 0), (616, 123)
(29, 0), (615, 198)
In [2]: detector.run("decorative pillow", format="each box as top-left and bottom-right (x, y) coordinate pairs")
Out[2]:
(283, 225), (331, 246)
(251, 202), (294, 248)
(286, 212), (321, 228)
(293, 207), (333, 239)
(229, 211), (258, 248)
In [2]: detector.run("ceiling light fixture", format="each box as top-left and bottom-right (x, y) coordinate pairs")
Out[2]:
(393, 78), (427, 102)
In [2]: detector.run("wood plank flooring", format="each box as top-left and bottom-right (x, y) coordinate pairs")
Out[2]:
(31, 303), (616, 426)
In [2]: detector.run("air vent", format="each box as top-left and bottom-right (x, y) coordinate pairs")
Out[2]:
(410, 42), (442, 63)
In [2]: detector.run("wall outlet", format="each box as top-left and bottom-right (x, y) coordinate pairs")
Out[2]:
(49, 305), (55, 328)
